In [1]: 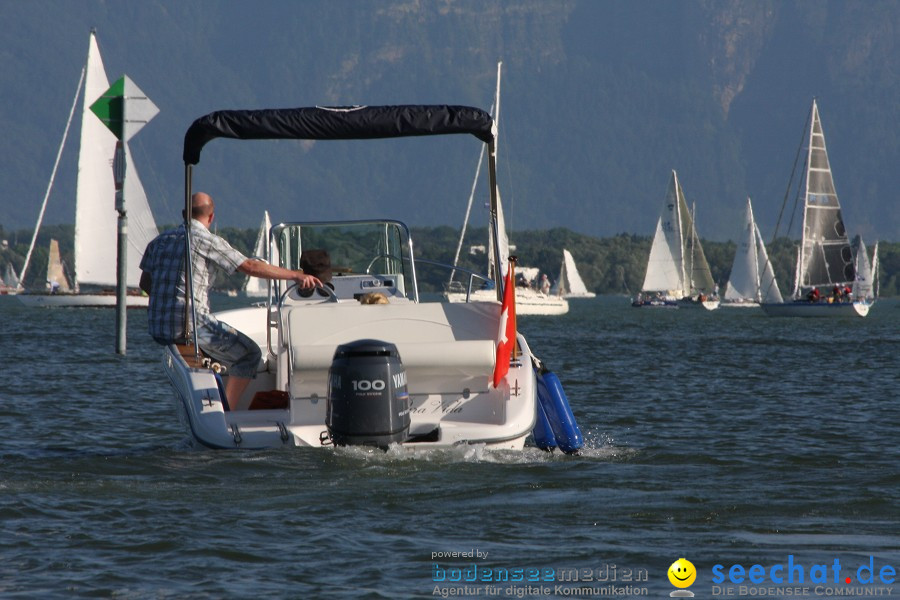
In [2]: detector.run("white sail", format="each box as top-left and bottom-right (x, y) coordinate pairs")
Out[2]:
(642, 217), (682, 293)
(245, 211), (275, 297)
(755, 223), (783, 303)
(724, 199), (758, 301)
(122, 143), (159, 287)
(641, 171), (685, 295)
(558, 249), (595, 298)
(73, 31), (158, 288)
(725, 198), (782, 304)
(852, 235), (876, 301)
(3, 263), (20, 289)
(46, 239), (72, 293)
(73, 32), (119, 287)
(872, 242), (880, 298)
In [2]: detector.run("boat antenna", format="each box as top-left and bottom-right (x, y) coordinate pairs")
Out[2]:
(771, 101), (814, 243)
(18, 63), (86, 291)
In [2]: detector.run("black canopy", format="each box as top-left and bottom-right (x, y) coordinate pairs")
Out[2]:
(183, 104), (494, 165)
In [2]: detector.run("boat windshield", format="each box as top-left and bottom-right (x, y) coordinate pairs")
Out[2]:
(270, 220), (417, 301)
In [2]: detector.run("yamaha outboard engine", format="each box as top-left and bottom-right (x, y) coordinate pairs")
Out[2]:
(326, 339), (410, 448)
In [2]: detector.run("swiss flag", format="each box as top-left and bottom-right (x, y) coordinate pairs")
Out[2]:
(492, 260), (517, 388)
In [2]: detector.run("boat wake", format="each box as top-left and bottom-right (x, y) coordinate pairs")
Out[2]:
(326, 434), (634, 464)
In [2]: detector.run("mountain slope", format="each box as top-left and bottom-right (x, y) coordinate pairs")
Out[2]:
(1, 0), (896, 242)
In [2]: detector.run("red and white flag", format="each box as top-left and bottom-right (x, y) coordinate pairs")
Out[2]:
(492, 260), (517, 388)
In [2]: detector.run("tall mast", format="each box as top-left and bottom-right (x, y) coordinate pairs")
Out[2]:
(795, 99), (817, 298)
(18, 64), (86, 290)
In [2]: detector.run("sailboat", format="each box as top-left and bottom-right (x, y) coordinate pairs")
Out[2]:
(851, 235), (878, 303)
(244, 210), (279, 297)
(722, 198), (783, 307)
(443, 62), (568, 316)
(761, 100), (869, 317)
(1, 262), (20, 295)
(552, 249), (596, 299)
(633, 170), (719, 310)
(17, 30), (158, 308)
(46, 239), (73, 293)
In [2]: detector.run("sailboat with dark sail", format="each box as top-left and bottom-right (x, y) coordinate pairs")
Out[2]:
(761, 100), (870, 317)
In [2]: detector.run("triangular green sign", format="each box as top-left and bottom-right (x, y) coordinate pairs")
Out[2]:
(90, 76), (125, 140)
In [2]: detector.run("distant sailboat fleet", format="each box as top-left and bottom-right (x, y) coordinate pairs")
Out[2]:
(634, 99), (877, 317)
(2, 47), (878, 320)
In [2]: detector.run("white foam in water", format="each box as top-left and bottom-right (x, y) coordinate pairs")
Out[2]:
(327, 431), (635, 464)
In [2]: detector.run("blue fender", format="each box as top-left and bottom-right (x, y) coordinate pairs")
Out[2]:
(535, 364), (583, 454)
(532, 393), (558, 451)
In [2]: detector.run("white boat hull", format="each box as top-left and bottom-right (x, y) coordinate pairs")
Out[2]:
(445, 289), (569, 315)
(760, 300), (870, 318)
(678, 298), (720, 311)
(632, 295), (719, 310)
(631, 298), (678, 308)
(164, 301), (538, 450)
(16, 292), (149, 308)
(720, 300), (760, 308)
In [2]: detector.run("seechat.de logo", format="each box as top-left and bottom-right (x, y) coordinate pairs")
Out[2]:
(668, 558), (697, 597)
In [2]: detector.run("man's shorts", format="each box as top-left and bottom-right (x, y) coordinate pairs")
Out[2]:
(196, 319), (262, 379)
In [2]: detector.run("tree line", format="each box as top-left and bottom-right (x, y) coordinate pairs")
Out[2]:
(3, 224), (897, 297)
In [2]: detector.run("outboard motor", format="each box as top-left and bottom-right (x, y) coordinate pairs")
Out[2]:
(326, 339), (410, 448)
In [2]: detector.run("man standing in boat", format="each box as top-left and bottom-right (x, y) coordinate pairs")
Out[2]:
(540, 273), (551, 295)
(139, 192), (321, 409)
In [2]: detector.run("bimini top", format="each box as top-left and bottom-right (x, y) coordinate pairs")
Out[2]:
(183, 104), (494, 165)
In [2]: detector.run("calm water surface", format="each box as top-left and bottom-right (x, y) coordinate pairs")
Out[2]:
(1, 295), (898, 599)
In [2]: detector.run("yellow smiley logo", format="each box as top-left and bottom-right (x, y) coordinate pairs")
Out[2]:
(668, 558), (697, 588)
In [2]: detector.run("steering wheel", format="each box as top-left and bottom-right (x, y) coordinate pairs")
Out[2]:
(280, 282), (339, 304)
(365, 253), (404, 275)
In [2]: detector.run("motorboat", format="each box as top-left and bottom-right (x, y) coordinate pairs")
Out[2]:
(162, 104), (582, 452)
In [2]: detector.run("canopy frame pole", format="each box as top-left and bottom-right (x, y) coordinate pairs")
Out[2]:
(183, 164), (199, 360)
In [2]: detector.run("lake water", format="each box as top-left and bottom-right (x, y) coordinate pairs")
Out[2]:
(1, 295), (898, 599)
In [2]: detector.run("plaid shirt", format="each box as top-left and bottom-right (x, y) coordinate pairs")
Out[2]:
(140, 220), (247, 343)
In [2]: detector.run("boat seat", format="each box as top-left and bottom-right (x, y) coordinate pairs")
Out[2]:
(281, 301), (499, 397)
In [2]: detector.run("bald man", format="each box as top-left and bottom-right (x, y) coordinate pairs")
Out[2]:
(140, 192), (321, 409)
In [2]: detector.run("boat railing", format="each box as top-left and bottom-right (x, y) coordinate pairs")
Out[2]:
(414, 259), (493, 302)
